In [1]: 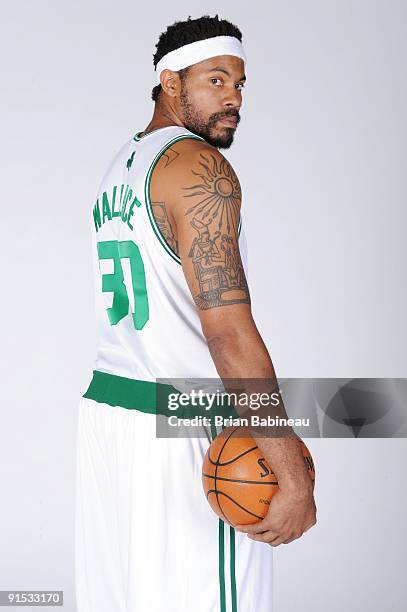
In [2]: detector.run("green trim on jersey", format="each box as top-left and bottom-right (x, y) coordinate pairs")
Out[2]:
(144, 134), (205, 264)
(133, 127), (176, 141)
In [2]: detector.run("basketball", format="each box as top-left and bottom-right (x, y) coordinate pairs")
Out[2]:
(202, 427), (315, 527)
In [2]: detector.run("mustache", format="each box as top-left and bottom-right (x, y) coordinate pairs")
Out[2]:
(209, 111), (241, 126)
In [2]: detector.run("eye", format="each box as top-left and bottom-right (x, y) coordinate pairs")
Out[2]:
(211, 78), (223, 86)
(235, 82), (245, 90)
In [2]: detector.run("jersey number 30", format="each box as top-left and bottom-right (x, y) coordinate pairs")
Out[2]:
(97, 240), (149, 330)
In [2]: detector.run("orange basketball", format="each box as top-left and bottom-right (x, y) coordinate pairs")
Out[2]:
(202, 426), (315, 527)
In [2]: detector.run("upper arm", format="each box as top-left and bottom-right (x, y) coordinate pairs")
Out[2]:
(150, 140), (253, 337)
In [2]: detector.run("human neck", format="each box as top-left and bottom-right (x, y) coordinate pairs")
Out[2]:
(141, 102), (184, 136)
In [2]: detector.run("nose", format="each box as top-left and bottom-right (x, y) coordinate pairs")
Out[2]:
(222, 86), (241, 111)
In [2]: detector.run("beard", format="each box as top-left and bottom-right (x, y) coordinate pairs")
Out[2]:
(179, 84), (240, 149)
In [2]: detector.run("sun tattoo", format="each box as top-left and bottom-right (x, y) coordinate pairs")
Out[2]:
(183, 153), (241, 236)
(183, 152), (250, 310)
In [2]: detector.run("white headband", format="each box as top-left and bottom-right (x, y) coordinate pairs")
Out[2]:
(155, 35), (246, 83)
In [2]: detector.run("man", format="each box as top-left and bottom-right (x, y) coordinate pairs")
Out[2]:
(76, 14), (317, 612)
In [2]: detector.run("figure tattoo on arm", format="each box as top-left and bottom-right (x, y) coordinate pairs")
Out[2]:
(150, 148), (181, 255)
(151, 202), (179, 255)
(183, 153), (250, 310)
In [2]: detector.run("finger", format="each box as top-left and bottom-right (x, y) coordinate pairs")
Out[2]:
(235, 521), (267, 535)
(283, 523), (315, 544)
(247, 531), (279, 544)
(250, 530), (296, 547)
(283, 533), (301, 545)
(303, 520), (316, 533)
(267, 536), (287, 547)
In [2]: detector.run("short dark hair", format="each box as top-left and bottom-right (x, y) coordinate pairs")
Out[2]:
(151, 15), (243, 102)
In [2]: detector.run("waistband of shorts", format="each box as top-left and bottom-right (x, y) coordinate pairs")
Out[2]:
(83, 370), (176, 414)
(83, 370), (238, 417)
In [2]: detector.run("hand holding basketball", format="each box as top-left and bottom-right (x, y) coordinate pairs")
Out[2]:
(236, 487), (317, 547)
(202, 426), (317, 546)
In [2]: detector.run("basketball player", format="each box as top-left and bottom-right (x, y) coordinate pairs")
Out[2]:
(76, 15), (317, 612)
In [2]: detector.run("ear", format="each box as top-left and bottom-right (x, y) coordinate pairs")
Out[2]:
(159, 69), (181, 98)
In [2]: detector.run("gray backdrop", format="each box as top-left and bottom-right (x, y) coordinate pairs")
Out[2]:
(1, 1), (406, 610)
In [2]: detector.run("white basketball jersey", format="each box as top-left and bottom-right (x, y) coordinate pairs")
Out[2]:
(90, 125), (248, 383)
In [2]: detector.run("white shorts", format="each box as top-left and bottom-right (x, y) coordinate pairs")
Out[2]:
(75, 397), (273, 612)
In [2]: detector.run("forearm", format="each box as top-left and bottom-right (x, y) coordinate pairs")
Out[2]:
(206, 321), (312, 494)
(205, 311), (275, 379)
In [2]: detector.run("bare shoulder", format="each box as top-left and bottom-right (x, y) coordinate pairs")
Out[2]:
(150, 137), (241, 209)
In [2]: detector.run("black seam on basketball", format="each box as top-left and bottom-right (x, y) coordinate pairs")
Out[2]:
(203, 473), (278, 486)
(206, 488), (215, 500)
(211, 490), (234, 525)
(207, 427), (239, 465)
(206, 489), (229, 523)
(214, 427), (239, 524)
(208, 446), (259, 467)
(214, 491), (264, 520)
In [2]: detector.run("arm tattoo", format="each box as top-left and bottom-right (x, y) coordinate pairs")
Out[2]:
(151, 202), (179, 255)
(183, 153), (250, 310)
(149, 149), (180, 253)
(161, 147), (179, 168)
